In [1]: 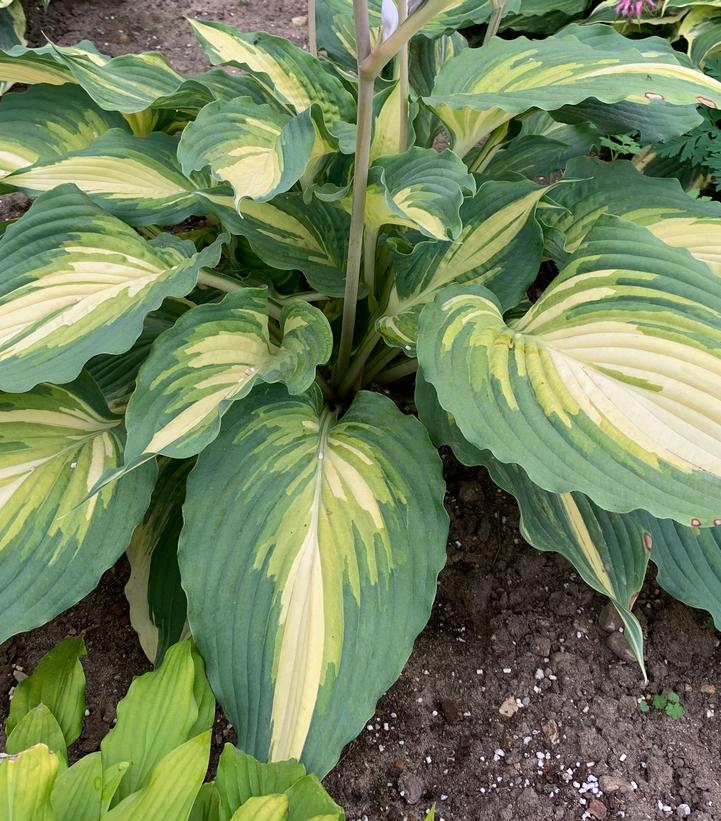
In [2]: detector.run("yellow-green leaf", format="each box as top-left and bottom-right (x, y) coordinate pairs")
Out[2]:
(0, 745), (59, 821)
(101, 641), (214, 803)
(104, 733), (211, 821)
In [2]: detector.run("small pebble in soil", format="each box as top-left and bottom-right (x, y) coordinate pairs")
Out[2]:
(606, 631), (636, 662)
(499, 696), (518, 717)
(598, 602), (624, 633)
(397, 771), (423, 805)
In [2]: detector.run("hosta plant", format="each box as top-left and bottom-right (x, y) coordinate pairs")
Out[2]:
(1, 0), (721, 780)
(0, 638), (345, 821)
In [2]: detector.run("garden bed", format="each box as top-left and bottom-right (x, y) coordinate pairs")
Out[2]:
(2, 2), (720, 819)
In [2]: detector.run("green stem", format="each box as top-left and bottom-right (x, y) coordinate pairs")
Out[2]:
(308, 0), (317, 56)
(484, 0), (507, 43)
(374, 356), (418, 385)
(397, 0), (409, 152)
(363, 224), (380, 307)
(469, 121), (509, 173)
(337, 330), (381, 396)
(197, 271), (281, 320)
(334, 0), (374, 386)
(276, 291), (331, 304)
(197, 271), (244, 293)
(315, 371), (335, 401)
(363, 344), (401, 384)
(632, 145), (656, 171)
(361, 0), (455, 78)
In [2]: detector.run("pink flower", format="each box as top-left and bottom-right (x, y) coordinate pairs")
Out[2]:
(614, 0), (657, 18)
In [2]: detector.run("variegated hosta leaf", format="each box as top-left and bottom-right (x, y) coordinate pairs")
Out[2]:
(483, 110), (597, 178)
(202, 192), (350, 297)
(425, 25), (721, 155)
(0, 41), (262, 113)
(125, 460), (191, 665)
(0, 0), (24, 94)
(377, 178), (546, 353)
(87, 300), (190, 413)
(315, 0), (382, 70)
(0, 745), (59, 821)
(189, 19), (355, 126)
(554, 96), (704, 145)
(122, 288), (332, 465)
(0, 1), (24, 52)
(415, 372), (649, 672)
(370, 82), (417, 162)
(641, 516), (721, 627)
(4, 130), (203, 226)
(408, 31), (468, 99)
(177, 98), (316, 207)
(501, 0), (590, 34)
(422, 0), (520, 35)
(678, 6), (721, 66)
(179, 384), (448, 776)
(0, 42), (80, 87)
(0, 185), (224, 392)
(0, 84), (128, 180)
(0, 376), (155, 644)
(365, 147), (475, 240)
(49, 45), (185, 112)
(545, 157), (721, 271)
(419, 370), (721, 642)
(417, 216), (721, 526)
(479, 466), (650, 673)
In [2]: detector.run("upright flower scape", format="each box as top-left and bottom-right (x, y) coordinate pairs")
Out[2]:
(1, 0), (721, 815)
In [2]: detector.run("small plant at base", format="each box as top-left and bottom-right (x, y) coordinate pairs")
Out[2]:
(0, 638), (345, 820)
(639, 691), (685, 719)
(0, 0), (719, 788)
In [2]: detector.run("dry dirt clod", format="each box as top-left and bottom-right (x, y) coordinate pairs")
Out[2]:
(397, 771), (423, 805)
(100, 700), (115, 724)
(599, 774), (634, 795)
(606, 631), (636, 663)
(499, 696), (518, 718)
(541, 717), (559, 745)
(588, 797), (608, 819)
(598, 602), (624, 633)
(531, 635), (552, 657)
(457, 480), (484, 505)
(439, 697), (462, 724)
(700, 682), (716, 694)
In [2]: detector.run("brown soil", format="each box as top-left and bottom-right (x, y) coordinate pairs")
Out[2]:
(23, 0), (307, 72)
(3, 3), (721, 820)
